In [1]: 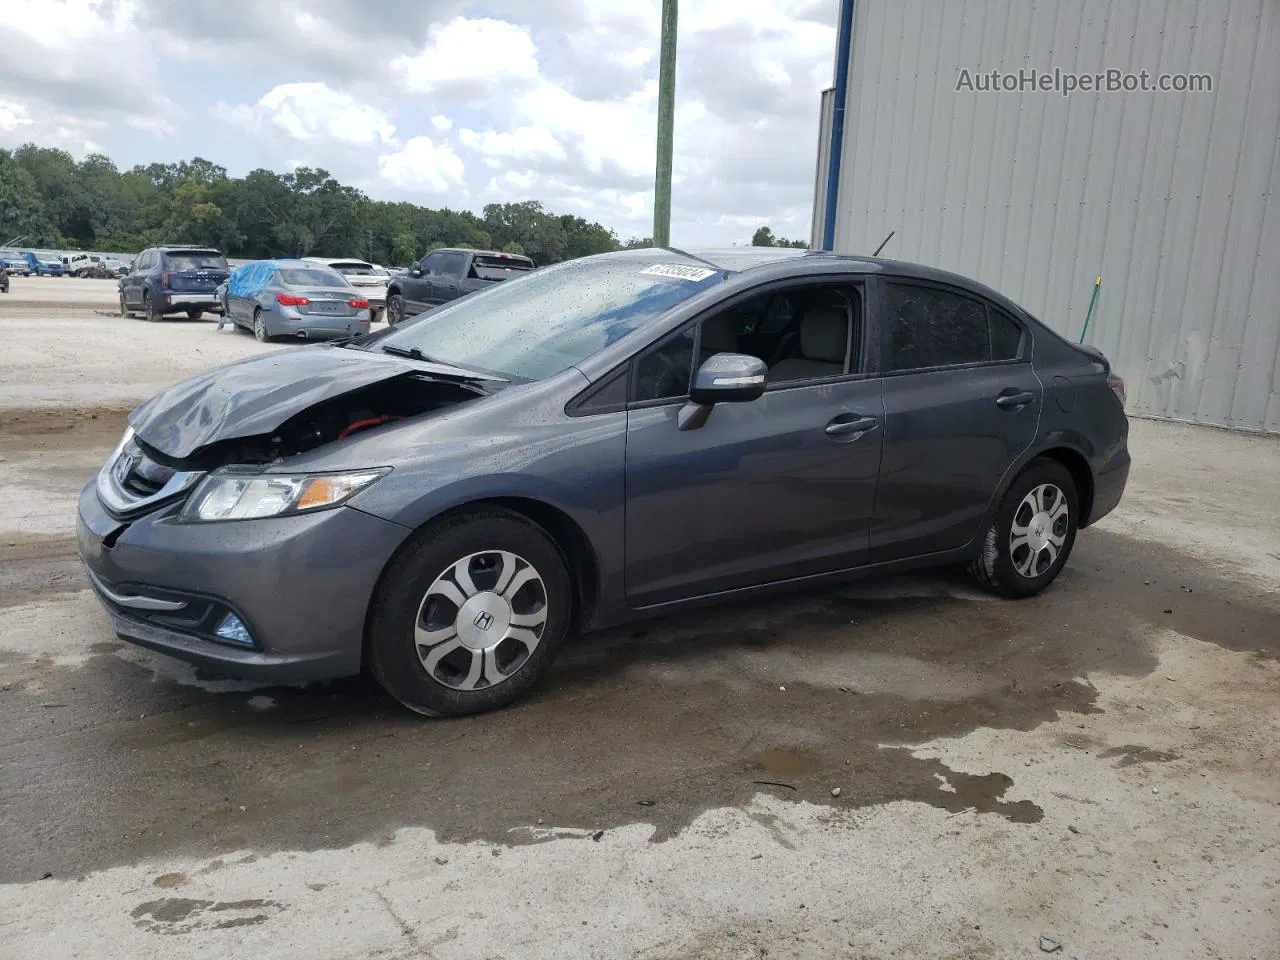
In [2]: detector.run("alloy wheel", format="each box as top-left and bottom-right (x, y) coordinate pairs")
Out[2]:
(253, 312), (267, 342)
(387, 294), (403, 325)
(414, 550), (549, 691)
(1009, 483), (1069, 578)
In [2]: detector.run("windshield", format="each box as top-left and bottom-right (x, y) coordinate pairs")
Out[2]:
(278, 267), (349, 288)
(376, 257), (725, 380)
(166, 252), (228, 271)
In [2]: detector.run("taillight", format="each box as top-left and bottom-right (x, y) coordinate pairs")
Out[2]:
(276, 293), (311, 306)
(161, 272), (172, 289)
(1107, 373), (1126, 405)
(348, 298), (369, 309)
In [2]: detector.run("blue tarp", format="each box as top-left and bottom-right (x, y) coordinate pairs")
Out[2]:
(227, 260), (283, 298)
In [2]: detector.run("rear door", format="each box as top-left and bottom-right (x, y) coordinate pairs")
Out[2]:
(123, 250), (152, 306)
(869, 278), (1040, 561)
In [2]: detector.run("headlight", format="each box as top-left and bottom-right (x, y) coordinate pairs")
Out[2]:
(182, 469), (387, 522)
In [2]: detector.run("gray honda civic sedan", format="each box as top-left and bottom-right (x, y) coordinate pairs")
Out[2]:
(78, 247), (1129, 716)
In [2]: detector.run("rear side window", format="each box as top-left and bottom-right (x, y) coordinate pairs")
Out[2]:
(884, 282), (1022, 371)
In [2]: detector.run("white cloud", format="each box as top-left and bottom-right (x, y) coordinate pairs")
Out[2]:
(3, 1), (837, 246)
(458, 127), (567, 164)
(214, 83), (396, 147)
(377, 136), (466, 194)
(391, 17), (540, 99)
(0, 0), (178, 140)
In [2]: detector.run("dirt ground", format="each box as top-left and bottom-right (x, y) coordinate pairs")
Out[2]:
(0, 287), (1277, 960)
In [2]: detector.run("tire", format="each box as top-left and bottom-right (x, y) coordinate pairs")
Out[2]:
(386, 292), (404, 325)
(253, 309), (268, 342)
(187, 309), (204, 320)
(370, 307), (383, 325)
(144, 292), (163, 323)
(119, 294), (129, 318)
(368, 508), (573, 717)
(970, 458), (1079, 599)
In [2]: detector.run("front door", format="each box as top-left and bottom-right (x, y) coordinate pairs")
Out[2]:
(400, 253), (438, 314)
(623, 280), (885, 606)
(869, 278), (1041, 561)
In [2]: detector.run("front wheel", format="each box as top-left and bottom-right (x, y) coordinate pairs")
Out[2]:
(368, 509), (573, 717)
(969, 459), (1079, 599)
(119, 294), (129, 318)
(385, 292), (404, 325)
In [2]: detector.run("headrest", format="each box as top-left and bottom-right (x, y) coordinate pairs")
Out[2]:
(800, 306), (847, 362)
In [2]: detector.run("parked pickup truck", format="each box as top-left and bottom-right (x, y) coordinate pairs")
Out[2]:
(384, 247), (535, 325)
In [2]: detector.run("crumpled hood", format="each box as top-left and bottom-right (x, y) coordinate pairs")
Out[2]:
(129, 347), (444, 459)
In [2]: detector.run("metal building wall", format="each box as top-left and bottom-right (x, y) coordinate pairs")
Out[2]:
(817, 0), (1280, 431)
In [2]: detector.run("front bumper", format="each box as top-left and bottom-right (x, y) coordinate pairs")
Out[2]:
(77, 482), (410, 683)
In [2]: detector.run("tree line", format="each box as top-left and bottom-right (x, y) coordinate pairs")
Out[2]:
(0, 145), (636, 266)
(0, 143), (805, 265)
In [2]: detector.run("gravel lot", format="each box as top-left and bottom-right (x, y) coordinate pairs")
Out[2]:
(1, 280), (1277, 960)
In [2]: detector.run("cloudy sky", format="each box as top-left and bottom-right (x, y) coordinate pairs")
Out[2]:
(0, 0), (837, 245)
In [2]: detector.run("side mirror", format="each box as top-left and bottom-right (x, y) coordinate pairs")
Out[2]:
(679, 353), (767, 431)
(410, 265), (423, 278)
(690, 353), (767, 405)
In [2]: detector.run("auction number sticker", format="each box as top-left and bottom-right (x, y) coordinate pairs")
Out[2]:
(640, 263), (717, 282)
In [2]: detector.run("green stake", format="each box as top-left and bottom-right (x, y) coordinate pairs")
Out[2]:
(1078, 275), (1102, 344)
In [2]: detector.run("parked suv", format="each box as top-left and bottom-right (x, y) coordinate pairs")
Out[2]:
(119, 245), (231, 321)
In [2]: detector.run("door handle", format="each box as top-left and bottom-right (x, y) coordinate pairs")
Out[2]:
(825, 415), (879, 438)
(995, 390), (1037, 409)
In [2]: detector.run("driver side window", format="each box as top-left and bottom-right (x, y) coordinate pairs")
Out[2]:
(631, 283), (861, 403)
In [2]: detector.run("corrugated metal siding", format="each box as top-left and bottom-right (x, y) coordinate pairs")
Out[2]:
(827, 0), (1280, 431)
(811, 88), (835, 248)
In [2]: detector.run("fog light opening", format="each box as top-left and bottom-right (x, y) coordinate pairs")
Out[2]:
(215, 612), (254, 646)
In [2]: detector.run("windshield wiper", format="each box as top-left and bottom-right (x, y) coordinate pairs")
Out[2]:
(379, 344), (504, 382)
(381, 344), (439, 363)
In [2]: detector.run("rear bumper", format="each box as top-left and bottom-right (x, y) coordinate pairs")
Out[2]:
(269, 308), (372, 339)
(161, 292), (222, 310)
(1087, 441), (1130, 526)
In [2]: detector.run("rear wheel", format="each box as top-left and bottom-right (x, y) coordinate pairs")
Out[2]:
(386, 292), (404, 325)
(187, 309), (203, 320)
(970, 459), (1078, 598)
(368, 509), (572, 717)
(144, 292), (163, 322)
(253, 308), (268, 342)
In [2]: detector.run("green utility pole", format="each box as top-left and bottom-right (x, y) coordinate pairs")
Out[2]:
(653, 0), (678, 248)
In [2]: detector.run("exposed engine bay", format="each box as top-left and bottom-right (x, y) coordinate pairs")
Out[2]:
(139, 374), (484, 470)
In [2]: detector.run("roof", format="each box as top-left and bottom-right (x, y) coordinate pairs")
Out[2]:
(432, 248), (534, 261)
